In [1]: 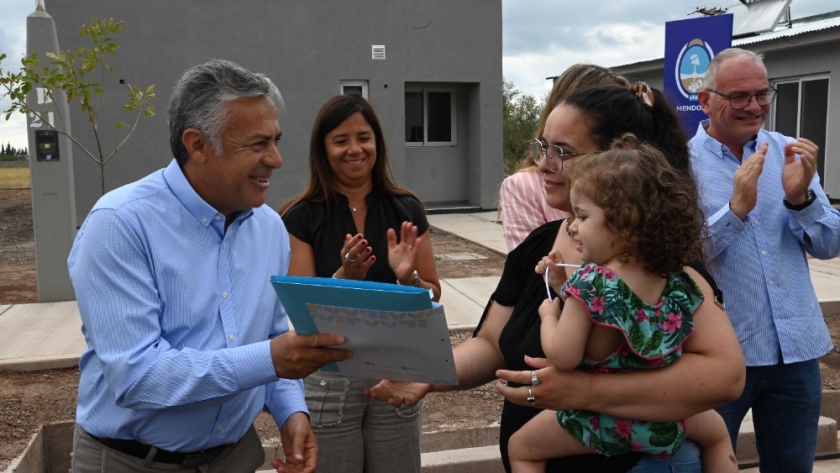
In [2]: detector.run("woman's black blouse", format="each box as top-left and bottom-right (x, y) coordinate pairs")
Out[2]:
(474, 219), (723, 473)
(282, 191), (429, 283)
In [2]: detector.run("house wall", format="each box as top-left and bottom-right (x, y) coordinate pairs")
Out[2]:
(46, 0), (503, 225)
(759, 40), (840, 197)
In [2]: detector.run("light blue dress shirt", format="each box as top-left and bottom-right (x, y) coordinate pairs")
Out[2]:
(68, 159), (304, 452)
(689, 121), (840, 366)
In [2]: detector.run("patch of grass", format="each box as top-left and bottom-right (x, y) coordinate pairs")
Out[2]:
(0, 168), (31, 188)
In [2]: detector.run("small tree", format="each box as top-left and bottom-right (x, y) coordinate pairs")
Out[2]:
(502, 78), (543, 176)
(0, 18), (155, 194)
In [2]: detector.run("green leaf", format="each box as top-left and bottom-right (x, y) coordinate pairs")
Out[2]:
(628, 324), (645, 351)
(648, 422), (680, 447)
(115, 121), (125, 128)
(562, 418), (585, 442)
(588, 433), (605, 453)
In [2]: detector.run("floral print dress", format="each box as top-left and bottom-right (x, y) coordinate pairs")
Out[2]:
(556, 263), (703, 458)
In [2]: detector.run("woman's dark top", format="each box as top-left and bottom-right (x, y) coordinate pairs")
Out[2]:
(282, 190), (428, 282)
(473, 219), (723, 473)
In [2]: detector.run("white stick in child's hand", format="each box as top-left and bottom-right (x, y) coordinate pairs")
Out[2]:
(554, 263), (581, 268)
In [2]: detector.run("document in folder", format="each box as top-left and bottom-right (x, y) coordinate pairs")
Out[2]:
(270, 276), (457, 385)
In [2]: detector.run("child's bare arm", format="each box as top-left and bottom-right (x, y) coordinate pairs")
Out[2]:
(544, 297), (591, 370)
(539, 298), (561, 358)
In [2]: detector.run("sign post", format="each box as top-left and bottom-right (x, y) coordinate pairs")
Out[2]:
(26, 4), (77, 301)
(663, 15), (733, 136)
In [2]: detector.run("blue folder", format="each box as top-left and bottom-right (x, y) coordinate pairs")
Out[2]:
(270, 276), (433, 335)
(270, 276), (453, 380)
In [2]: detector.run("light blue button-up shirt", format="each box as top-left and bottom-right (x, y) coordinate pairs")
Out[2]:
(689, 121), (840, 366)
(68, 159), (304, 452)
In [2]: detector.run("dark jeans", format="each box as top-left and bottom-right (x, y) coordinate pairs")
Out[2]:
(627, 441), (701, 473)
(715, 358), (822, 473)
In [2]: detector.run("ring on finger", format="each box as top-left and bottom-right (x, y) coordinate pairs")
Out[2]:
(530, 370), (540, 386)
(527, 387), (536, 407)
(345, 252), (355, 263)
(408, 245), (414, 251)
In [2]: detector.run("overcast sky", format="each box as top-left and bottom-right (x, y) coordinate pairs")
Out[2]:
(0, 0), (837, 150)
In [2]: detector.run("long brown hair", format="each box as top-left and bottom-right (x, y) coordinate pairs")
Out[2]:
(517, 64), (629, 172)
(562, 84), (691, 175)
(279, 94), (417, 215)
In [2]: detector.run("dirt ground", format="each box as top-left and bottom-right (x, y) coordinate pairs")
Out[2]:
(2, 188), (840, 469)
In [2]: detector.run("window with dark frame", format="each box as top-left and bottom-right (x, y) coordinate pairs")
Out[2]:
(404, 88), (456, 146)
(771, 76), (829, 189)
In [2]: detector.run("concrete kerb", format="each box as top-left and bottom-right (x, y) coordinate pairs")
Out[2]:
(822, 298), (840, 319)
(4, 422), (502, 473)
(11, 399), (840, 472)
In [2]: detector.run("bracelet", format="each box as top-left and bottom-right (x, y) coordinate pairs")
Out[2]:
(397, 270), (421, 287)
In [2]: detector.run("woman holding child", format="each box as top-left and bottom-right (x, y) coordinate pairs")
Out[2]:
(368, 78), (745, 472)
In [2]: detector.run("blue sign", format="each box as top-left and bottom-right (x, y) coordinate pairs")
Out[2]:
(664, 14), (733, 136)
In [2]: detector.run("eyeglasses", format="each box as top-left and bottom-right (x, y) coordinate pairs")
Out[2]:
(529, 138), (587, 173)
(706, 86), (777, 110)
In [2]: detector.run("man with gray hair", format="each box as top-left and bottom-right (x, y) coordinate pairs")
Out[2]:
(68, 59), (351, 473)
(690, 47), (840, 472)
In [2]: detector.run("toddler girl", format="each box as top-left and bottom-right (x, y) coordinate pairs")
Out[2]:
(508, 136), (737, 473)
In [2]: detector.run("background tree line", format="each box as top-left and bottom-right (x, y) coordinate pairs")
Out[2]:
(502, 77), (544, 176)
(0, 142), (28, 161)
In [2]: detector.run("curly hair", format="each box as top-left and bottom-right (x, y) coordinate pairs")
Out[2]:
(569, 135), (706, 277)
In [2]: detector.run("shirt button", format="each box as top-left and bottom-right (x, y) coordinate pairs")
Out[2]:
(222, 291), (229, 298)
(320, 379), (327, 386)
(202, 217), (208, 223)
(217, 425), (224, 432)
(215, 215), (221, 221)
(768, 280), (774, 285)
(229, 334), (236, 341)
(222, 243), (227, 250)
(761, 250), (767, 255)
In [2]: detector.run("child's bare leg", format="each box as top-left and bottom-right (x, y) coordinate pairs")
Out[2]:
(685, 409), (738, 473)
(508, 410), (595, 473)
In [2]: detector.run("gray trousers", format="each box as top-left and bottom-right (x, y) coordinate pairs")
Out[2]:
(306, 371), (423, 473)
(70, 424), (265, 473)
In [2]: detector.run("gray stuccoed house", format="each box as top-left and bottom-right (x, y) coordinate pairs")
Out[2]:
(47, 0), (504, 226)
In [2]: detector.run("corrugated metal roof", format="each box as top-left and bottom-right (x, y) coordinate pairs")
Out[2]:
(736, 12), (840, 45)
(613, 11), (840, 69)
